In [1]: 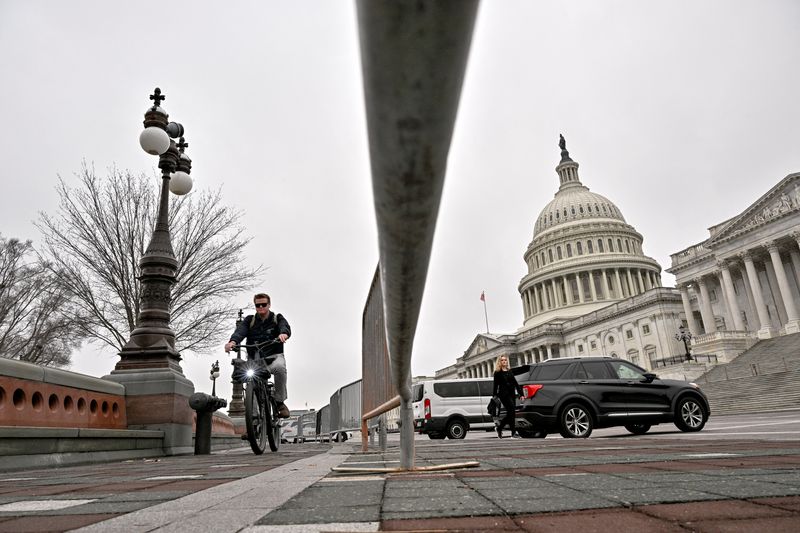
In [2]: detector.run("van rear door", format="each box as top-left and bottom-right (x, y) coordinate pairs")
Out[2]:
(412, 383), (424, 421)
(478, 380), (495, 422)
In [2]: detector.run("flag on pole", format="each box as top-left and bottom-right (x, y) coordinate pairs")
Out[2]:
(480, 291), (489, 333)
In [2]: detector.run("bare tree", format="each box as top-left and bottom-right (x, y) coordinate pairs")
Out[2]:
(37, 163), (263, 354)
(0, 236), (83, 366)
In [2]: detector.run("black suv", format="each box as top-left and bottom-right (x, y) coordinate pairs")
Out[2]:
(512, 356), (710, 438)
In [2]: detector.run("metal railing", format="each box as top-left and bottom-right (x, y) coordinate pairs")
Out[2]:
(357, 0), (479, 469)
(651, 353), (719, 368)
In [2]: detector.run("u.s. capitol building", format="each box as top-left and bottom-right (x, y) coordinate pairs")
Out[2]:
(435, 138), (800, 380)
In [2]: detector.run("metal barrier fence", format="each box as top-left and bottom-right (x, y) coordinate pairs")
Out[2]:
(362, 266), (393, 416)
(295, 410), (316, 441)
(330, 379), (362, 440)
(315, 404), (330, 440)
(361, 266), (397, 448)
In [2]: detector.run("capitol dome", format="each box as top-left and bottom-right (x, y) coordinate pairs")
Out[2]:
(518, 137), (663, 329)
(534, 178), (626, 236)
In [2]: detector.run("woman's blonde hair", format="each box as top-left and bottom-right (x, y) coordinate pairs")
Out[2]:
(494, 356), (508, 373)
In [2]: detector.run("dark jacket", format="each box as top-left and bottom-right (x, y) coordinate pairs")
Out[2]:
(493, 369), (523, 399)
(229, 311), (291, 359)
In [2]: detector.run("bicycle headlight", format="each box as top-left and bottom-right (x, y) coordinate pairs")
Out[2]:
(246, 368), (255, 379)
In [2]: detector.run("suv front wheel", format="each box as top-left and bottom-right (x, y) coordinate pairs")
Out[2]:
(559, 403), (593, 438)
(674, 396), (707, 432)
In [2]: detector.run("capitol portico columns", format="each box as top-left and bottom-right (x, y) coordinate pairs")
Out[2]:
(718, 261), (745, 331)
(741, 251), (776, 338)
(789, 232), (800, 282)
(678, 284), (701, 334)
(767, 242), (800, 333)
(695, 277), (718, 334)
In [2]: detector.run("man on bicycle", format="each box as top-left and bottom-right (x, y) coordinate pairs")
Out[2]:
(224, 293), (291, 418)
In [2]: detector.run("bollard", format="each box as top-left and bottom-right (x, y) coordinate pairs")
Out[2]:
(189, 392), (228, 455)
(379, 414), (387, 452)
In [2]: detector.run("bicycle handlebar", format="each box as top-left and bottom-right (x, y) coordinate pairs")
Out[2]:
(228, 337), (283, 351)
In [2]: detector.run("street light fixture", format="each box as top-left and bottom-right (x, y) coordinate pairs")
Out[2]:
(115, 87), (193, 371)
(675, 324), (693, 362)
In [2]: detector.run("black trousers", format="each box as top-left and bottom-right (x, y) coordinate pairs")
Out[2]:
(498, 394), (516, 434)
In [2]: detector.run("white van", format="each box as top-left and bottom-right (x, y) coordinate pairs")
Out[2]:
(412, 378), (495, 439)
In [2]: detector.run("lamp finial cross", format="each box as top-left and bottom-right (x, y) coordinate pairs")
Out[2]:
(177, 136), (188, 153)
(149, 88), (166, 108)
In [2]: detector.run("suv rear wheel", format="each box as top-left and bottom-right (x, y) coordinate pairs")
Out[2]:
(559, 403), (593, 438)
(624, 423), (651, 435)
(446, 419), (467, 439)
(674, 396), (707, 432)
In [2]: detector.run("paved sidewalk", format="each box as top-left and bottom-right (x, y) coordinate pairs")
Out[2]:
(0, 435), (799, 532)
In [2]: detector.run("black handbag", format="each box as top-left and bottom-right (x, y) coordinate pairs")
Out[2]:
(487, 396), (500, 417)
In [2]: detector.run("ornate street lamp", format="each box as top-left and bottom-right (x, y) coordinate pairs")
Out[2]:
(675, 324), (693, 362)
(115, 87), (193, 372)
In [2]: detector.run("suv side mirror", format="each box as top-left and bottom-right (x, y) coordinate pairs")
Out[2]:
(643, 372), (658, 383)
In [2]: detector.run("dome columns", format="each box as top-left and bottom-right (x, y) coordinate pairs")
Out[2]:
(601, 271), (611, 300)
(522, 266), (661, 322)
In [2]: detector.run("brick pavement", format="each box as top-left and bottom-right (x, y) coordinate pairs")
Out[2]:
(0, 436), (798, 531)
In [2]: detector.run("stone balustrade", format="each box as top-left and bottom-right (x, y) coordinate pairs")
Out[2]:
(0, 358), (126, 429)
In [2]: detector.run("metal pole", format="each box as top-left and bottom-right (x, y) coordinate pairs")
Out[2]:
(483, 297), (490, 334)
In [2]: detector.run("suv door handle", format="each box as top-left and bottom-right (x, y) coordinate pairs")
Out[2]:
(579, 380), (589, 384)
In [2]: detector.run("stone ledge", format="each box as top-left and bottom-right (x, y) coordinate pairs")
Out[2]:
(0, 358), (124, 395)
(0, 426), (163, 439)
(0, 448), (165, 471)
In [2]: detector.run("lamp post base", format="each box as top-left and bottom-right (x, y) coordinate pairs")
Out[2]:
(105, 367), (195, 455)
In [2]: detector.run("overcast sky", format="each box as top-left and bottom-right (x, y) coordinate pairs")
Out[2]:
(1, 1), (799, 411)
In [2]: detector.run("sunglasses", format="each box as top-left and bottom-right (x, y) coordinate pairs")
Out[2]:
(254, 303), (269, 308)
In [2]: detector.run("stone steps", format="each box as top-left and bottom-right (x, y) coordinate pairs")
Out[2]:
(699, 332), (800, 383)
(697, 332), (800, 415)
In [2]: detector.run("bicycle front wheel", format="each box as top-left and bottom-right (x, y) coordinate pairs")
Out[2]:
(244, 383), (267, 455)
(265, 397), (280, 452)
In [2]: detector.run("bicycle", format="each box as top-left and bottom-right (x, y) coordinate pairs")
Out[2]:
(230, 339), (283, 454)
